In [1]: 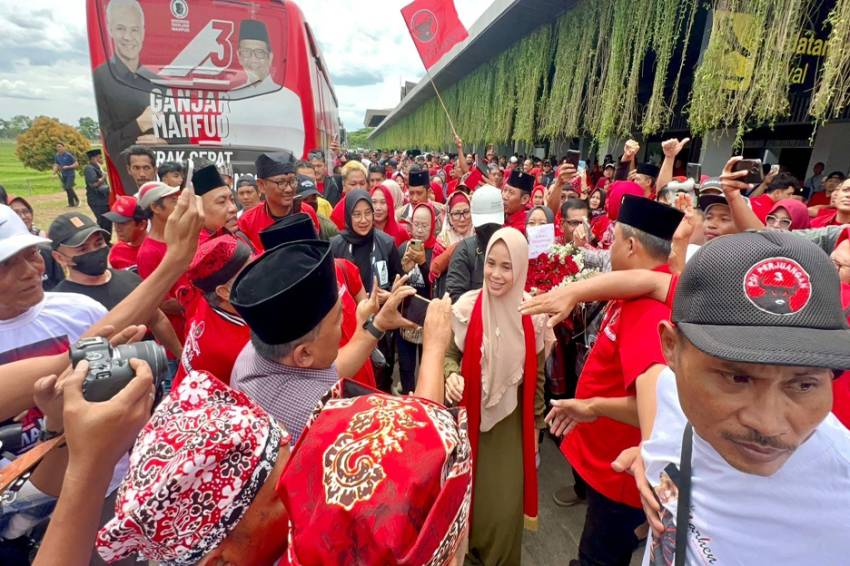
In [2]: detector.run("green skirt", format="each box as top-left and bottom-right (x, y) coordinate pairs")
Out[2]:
(465, 407), (524, 566)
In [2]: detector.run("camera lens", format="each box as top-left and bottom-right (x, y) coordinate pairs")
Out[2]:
(115, 341), (169, 385)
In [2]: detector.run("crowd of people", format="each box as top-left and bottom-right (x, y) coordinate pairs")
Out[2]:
(0, 130), (848, 566)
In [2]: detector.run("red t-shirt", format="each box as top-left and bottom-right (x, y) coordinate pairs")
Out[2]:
(238, 203), (319, 252)
(811, 209), (842, 228)
(504, 209), (527, 236)
(108, 240), (142, 270)
(833, 284), (850, 428)
(137, 236), (187, 340)
(749, 194), (775, 223)
(563, 266), (672, 508)
(173, 298), (249, 389)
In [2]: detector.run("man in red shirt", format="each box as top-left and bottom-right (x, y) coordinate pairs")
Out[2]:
(174, 235), (252, 389)
(502, 169), (534, 235)
(238, 152), (303, 251)
(104, 195), (147, 271)
(191, 164), (239, 245)
(812, 179), (850, 228)
(748, 173), (799, 223)
(545, 195), (684, 565)
(136, 181), (185, 339)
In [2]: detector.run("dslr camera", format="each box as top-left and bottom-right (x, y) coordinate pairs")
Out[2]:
(69, 337), (168, 403)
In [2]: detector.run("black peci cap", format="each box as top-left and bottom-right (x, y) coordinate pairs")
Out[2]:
(617, 194), (683, 241)
(673, 231), (850, 368)
(239, 19), (270, 44)
(86, 148), (102, 158)
(408, 168), (429, 188)
(192, 164), (227, 196)
(256, 152), (295, 179)
(259, 213), (317, 250)
(636, 163), (660, 178)
(508, 170), (534, 192)
(231, 240), (338, 345)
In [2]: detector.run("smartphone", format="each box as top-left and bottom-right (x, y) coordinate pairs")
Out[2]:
(565, 150), (581, 167)
(410, 239), (423, 251)
(686, 162), (701, 182)
(401, 294), (430, 327)
(732, 158), (763, 185)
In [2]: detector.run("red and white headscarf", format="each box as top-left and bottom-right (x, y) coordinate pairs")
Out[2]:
(278, 380), (472, 566)
(96, 372), (288, 565)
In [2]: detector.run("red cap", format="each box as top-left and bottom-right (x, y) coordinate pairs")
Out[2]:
(187, 235), (252, 292)
(103, 195), (144, 223)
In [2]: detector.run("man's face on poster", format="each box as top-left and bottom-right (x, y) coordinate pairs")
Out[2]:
(238, 39), (273, 83)
(108, 3), (145, 64)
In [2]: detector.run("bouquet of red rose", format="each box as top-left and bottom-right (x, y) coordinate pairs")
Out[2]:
(526, 242), (596, 295)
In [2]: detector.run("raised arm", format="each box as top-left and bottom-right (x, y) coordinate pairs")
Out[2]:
(657, 137), (689, 191)
(414, 294), (453, 403)
(720, 156), (765, 232)
(519, 269), (673, 326)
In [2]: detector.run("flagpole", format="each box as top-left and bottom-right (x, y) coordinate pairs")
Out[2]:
(425, 71), (459, 141)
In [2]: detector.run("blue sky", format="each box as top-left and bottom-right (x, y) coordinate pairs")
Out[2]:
(0, 0), (491, 132)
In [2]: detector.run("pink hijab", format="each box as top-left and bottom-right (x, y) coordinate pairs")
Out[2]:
(606, 181), (644, 221)
(769, 199), (810, 230)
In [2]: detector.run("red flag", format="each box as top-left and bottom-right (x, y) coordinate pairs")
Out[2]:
(401, 0), (469, 70)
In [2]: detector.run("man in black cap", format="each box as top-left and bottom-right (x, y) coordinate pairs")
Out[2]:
(225, 18), (304, 153)
(699, 193), (737, 243)
(503, 169), (534, 235)
(639, 231), (850, 564)
(295, 174), (338, 240)
(543, 195), (683, 565)
(49, 212), (181, 359)
(396, 166), (431, 224)
(192, 164), (238, 245)
(633, 163), (660, 198)
(229, 239), (416, 442)
(238, 151), (319, 250)
(83, 148), (111, 237)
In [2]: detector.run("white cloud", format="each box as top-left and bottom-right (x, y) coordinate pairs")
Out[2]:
(0, 0), (491, 131)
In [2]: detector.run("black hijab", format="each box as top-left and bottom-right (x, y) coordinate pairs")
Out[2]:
(341, 190), (375, 246)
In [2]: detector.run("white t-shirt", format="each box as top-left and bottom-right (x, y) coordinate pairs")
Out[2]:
(0, 292), (106, 364)
(642, 368), (850, 566)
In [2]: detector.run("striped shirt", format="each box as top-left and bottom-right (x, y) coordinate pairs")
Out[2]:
(231, 342), (338, 442)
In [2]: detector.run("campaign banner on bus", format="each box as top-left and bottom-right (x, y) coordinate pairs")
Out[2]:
(87, 0), (310, 195)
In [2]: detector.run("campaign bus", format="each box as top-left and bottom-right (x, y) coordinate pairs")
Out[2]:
(87, 0), (341, 196)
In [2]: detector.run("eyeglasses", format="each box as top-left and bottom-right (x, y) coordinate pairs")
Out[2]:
(412, 222), (431, 230)
(267, 177), (296, 189)
(351, 211), (373, 221)
(238, 48), (270, 60)
(765, 215), (792, 229)
(564, 219), (585, 227)
(450, 209), (471, 220)
(832, 258), (850, 271)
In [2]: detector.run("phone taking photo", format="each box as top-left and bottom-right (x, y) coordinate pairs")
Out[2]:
(686, 162), (701, 182)
(732, 158), (764, 185)
(565, 150), (581, 167)
(401, 294), (430, 327)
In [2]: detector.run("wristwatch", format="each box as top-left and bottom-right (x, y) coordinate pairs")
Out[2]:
(363, 315), (386, 340)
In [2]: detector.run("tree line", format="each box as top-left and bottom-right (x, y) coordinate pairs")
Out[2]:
(1, 115), (99, 141)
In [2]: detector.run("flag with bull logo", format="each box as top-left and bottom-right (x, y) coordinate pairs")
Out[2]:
(401, 0), (469, 70)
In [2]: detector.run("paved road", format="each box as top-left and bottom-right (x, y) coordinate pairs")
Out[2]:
(521, 437), (644, 565)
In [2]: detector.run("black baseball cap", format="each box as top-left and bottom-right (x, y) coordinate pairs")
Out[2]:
(673, 231), (850, 368)
(48, 212), (109, 250)
(697, 194), (728, 212)
(295, 175), (320, 199)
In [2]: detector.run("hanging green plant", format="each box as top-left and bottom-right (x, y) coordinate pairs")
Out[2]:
(688, 0), (810, 137)
(810, 0), (850, 120)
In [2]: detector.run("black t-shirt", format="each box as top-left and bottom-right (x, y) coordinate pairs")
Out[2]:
(53, 268), (142, 310)
(39, 244), (65, 291)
